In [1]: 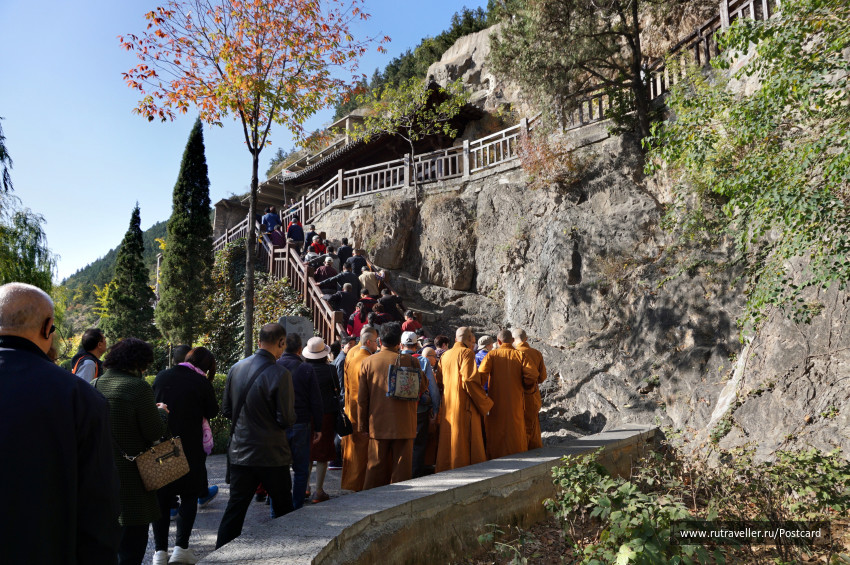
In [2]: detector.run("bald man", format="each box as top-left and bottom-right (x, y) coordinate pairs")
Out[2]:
(513, 328), (548, 450)
(478, 329), (538, 460)
(435, 327), (493, 472)
(0, 282), (121, 564)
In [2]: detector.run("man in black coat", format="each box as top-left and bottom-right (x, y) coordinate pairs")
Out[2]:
(321, 262), (361, 295)
(323, 282), (358, 318)
(216, 323), (296, 549)
(0, 282), (121, 565)
(344, 248), (369, 276)
(337, 237), (353, 266)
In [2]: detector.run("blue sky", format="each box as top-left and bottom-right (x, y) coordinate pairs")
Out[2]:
(0, 0), (488, 281)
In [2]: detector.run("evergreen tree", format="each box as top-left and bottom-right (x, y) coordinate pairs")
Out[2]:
(101, 205), (156, 341)
(155, 118), (213, 345)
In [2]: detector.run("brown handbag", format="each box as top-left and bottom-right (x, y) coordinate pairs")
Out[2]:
(130, 437), (190, 491)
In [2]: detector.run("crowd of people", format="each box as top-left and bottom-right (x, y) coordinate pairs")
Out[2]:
(0, 220), (548, 564)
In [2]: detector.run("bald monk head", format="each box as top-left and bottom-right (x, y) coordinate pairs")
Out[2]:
(455, 326), (476, 349)
(512, 328), (528, 344)
(0, 282), (57, 358)
(497, 329), (513, 345)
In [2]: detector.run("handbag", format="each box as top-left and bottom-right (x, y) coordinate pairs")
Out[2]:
(94, 376), (189, 491)
(386, 352), (421, 401)
(131, 437), (190, 491)
(335, 409), (354, 437)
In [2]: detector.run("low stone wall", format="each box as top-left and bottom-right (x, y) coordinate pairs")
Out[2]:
(200, 425), (657, 565)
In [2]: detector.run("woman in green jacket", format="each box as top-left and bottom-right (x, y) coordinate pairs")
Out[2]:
(94, 338), (168, 565)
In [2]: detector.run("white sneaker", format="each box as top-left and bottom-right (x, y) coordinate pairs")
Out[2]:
(152, 550), (169, 565)
(169, 546), (199, 564)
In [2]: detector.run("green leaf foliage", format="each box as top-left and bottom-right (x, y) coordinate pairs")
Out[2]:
(0, 196), (55, 293)
(646, 0), (850, 330)
(100, 205), (156, 341)
(199, 238), (247, 372)
(489, 0), (659, 138)
(349, 77), (470, 162)
(155, 118), (214, 346)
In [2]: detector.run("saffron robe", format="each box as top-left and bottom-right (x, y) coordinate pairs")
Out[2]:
(515, 341), (547, 450)
(341, 346), (372, 491)
(478, 343), (538, 460)
(435, 342), (494, 472)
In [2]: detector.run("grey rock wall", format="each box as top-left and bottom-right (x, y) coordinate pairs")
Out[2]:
(314, 132), (849, 461)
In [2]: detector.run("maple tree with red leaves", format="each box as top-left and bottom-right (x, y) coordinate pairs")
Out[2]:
(120, 0), (386, 355)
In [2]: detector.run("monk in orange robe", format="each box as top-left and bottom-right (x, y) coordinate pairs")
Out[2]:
(435, 327), (493, 472)
(478, 329), (538, 460)
(340, 326), (378, 491)
(513, 328), (547, 450)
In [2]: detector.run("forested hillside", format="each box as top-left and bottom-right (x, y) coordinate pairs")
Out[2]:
(62, 220), (166, 304)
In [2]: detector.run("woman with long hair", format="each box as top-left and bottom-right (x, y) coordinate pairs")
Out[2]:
(93, 338), (167, 565)
(150, 347), (219, 565)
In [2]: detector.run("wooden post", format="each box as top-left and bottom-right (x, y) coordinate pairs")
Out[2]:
(300, 195), (306, 225)
(337, 169), (344, 201)
(720, 0), (730, 29)
(404, 154), (411, 187)
(462, 140), (471, 179)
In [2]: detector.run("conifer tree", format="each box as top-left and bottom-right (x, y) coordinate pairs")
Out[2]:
(155, 118), (213, 345)
(101, 205), (156, 341)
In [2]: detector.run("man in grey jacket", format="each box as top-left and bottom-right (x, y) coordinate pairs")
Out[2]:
(216, 323), (296, 548)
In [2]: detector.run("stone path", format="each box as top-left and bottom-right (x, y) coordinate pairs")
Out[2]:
(143, 454), (346, 563)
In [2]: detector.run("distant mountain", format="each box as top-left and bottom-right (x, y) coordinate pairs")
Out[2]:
(62, 220), (167, 305)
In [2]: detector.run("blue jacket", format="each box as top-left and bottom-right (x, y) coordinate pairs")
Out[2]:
(287, 222), (305, 242)
(262, 212), (281, 233)
(402, 348), (441, 417)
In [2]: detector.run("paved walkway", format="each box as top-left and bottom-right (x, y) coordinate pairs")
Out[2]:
(143, 454), (346, 563)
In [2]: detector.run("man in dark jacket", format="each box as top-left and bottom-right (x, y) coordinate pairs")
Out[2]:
(216, 323), (296, 548)
(321, 262), (361, 295)
(323, 282), (358, 318)
(276, 334), (322, 510)
(0, 282), (121, 565)
(344, 248), (369, 275)
(286, 217), (305, 253)
(337, 237), (353, 266)
(378, 289), (406, 322)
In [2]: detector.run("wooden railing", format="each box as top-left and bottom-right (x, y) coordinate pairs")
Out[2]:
(648, 0), (781, 99)
(468, 121), (526, 173)
(213, 215), (249, 253)
(260, 233), (344, 346)
(414, 146), (464, 183)
(343, 158), (407, 199)
(304, 175), (338, 225)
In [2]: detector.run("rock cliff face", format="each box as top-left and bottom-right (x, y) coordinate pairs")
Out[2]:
(312, 27), (849, 461)
(316, 127), (850, 460)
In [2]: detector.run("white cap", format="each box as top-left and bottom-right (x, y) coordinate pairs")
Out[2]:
(401, 331), (420, 347)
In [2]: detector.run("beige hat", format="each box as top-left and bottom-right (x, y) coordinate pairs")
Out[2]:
(302, 336), (331, 360)
(477, 335), (494, 348)
(324, 257), (334, 264)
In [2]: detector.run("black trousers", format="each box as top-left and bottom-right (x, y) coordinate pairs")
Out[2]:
(118, 524), (149, 565)
(152, 478), (199, 551)
(215, 464), (293, 549)
(412, 411), (430, 479)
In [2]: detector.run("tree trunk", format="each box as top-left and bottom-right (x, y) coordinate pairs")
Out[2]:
(630, 0), (652, 141)
(244, 151), (259, 357)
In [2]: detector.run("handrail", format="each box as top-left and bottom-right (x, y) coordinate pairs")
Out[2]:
(343, 157), (406, 177)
